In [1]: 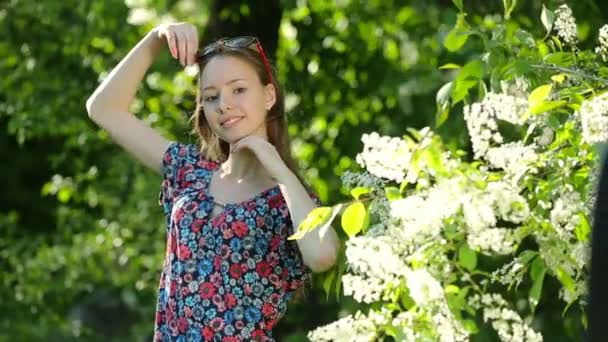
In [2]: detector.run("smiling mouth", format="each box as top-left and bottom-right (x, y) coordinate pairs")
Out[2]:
(221, 117), (244, 128)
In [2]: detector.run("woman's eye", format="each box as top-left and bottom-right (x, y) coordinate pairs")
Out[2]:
(234, 87), (247, 94)
(204, 95), (218, 102)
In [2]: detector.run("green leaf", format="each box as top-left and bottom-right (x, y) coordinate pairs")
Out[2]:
(384, 187), (402, 201)
(436, 81), (453, 127)
(529, 257), (546, 313)
(444, 14), (469, 52)
(350, 187), (371, 200)
(439, 63), (461, 70)
(57, 188), (73, 203)
(288, 206), (333, 240)
(322, 270), (336, 299)
(341, 202), (370, 238)
(452, 0), (463, 11)
(528, 84), (552, 106)
(451, 60), (484, 104)
(544, 52), (574, 67)
(528, 84), (556, 114)
(444, 28), (469, 52)
(531, 100), (568, 114)
(575, 213), (591, 242)
(452, 80), (478, 105)
(458, 245), (477, 271)
(462, 319), (479, 334)
(541, 4), (554, 33)
(556, 266), (575, 293)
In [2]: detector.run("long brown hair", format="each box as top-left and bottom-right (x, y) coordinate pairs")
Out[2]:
(191, 40), (312, 192)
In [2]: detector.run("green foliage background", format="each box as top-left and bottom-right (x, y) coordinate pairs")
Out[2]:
(1, 0), (606, 340)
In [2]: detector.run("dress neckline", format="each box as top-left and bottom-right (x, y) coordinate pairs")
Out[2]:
(204, 164), (281, 220)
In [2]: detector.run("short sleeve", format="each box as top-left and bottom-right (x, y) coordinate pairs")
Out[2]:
(282, 190), (321, 292)
(158, 141), (189, 216)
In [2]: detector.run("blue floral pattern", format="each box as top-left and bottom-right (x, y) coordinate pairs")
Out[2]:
(154, 142), (317, 341)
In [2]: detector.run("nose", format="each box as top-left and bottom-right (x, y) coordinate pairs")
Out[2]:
(218, 92), (233, 113)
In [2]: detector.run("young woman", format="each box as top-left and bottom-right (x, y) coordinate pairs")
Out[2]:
(85, 22), (340, 341)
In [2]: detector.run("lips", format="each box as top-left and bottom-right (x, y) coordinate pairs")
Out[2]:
(220, 116), (244, 127)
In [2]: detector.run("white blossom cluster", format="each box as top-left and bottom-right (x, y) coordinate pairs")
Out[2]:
(470, 294), (543, 342)
(463, 182), (530, 230)
(467, 227), (518, 255)
(534, 230), (588, 303)
(464, 100), (503, 158)
(390, 304), (469, 342)
(485, 142), (539, 182)
(462, 182), (529, 254)
(578, 92), (608, 144)
(549, 185), (584, 239)
(483, 93), (529, 125)
(595, 25), (608, 61)
(464, 92), (531, 159)
(554, 4), (577, 45)
(389, 177), (464, 252)
(307, 309), (390, 342)
(491, 260), (526, 287)
(355, 132), (413, 183)
(405, 268), (444, 305)
(342, 236), (407, 303)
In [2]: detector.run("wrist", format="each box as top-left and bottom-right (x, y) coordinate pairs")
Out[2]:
(144, 28), (164, 54)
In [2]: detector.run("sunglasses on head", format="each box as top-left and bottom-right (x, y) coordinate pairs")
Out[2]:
(196, 36), (274, 84)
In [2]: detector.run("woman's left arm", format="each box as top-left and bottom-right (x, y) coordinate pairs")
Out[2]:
(276, 170), (340, 273)
(231, 136), (341, 273)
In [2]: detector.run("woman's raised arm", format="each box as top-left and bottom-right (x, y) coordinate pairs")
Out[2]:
(85, 23), (199, 174)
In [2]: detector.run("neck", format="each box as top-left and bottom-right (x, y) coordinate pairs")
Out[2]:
(218, 148), (271, 183)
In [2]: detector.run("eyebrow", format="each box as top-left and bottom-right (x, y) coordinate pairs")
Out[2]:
(202, 78), (247, 92)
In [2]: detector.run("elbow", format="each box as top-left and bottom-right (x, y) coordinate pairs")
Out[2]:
(305, 247), (338, 273)
(85, 97), (99, 119)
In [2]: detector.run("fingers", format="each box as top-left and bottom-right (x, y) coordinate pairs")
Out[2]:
(176, 31), (187, 66)
(167, 30), (178, 59)
(187, 28), (199, 65)
(160, 23), (198, 67)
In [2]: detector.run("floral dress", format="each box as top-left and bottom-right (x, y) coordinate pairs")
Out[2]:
(153, 142), (317, 342)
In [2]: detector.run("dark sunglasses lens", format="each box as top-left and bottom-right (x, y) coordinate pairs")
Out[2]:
(225, 36), (256, 48)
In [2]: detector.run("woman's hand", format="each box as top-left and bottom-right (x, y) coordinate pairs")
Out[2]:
(155, 22), (199, 67)
(231, 136), (292, 182)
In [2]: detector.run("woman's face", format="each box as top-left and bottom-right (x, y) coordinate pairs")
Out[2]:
(200, 55), (276, 144)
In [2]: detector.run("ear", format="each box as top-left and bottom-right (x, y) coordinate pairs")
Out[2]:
(264, 83), (277, 110)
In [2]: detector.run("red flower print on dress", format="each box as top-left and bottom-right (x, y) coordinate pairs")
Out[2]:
(230, 264), (243, 279)
(198, 282), (216, 299)
(225, 293), (237, 308)
(269, 236), (281, 250)
(256, 261), (272, 277)
(177, 317), (188, 333)
(177, 244), (191, 260)
(202, 326), (214, 341)
(268, 194), (282, 209)
(251, 329), (267, 341)
(192, 218), (204, 233)
(232, 221), (249, 238)
(222, 337), (239, 342)
(261, 303), (275, 317)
